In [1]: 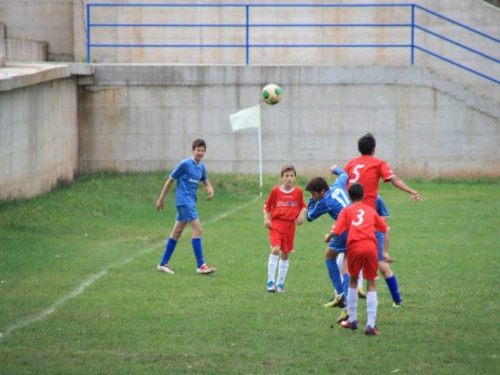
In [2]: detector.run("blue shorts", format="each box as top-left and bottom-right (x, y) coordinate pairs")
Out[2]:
(376, 231), (384, 261)
(175, 205), (199, 223)
(328, 231), (347, 254)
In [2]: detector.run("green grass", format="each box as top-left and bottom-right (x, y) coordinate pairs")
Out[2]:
(1, 172), (499, 374)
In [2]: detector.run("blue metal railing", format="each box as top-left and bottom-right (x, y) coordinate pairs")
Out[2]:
(86, 3), (500, 85)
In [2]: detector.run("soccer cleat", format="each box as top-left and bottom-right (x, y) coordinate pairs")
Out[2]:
(267, 281), (276, 293)
(196, 264), (216, 274)
(393, 300), (404, 308)
(340, 320), (358, 330)
(324, 293), (345, 308)
(157, 264), (175, 274)
(357, 288), (367, 299)
(276, 284), (285, 293)
(364, 325), (380, 336)
(336, 308), (349, 324)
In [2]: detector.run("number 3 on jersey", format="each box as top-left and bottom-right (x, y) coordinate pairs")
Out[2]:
(349, 164), (365, 183)
(352, 209), (365, 226)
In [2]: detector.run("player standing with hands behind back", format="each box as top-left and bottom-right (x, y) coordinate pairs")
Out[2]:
(264, 165), (307, 293)
(156, 139), (216, 275)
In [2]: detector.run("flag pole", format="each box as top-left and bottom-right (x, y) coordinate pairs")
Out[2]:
(258, 123), (263, 197)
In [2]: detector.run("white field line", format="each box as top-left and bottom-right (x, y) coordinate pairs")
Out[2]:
(0, 195), (261, 342)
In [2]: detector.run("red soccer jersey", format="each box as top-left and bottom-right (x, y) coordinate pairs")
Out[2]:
(333, 202), (389, 249)
(264, 186), (306, 221)
(344, 155), (395, 209)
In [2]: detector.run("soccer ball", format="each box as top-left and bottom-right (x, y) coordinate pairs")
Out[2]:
(262, 84), (282, 105)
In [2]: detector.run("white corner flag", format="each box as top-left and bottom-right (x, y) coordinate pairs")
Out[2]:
(230, 105), (261, 131)
(229, 105), (263, 196)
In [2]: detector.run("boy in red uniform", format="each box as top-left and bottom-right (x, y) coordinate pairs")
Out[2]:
(264, 165), (306, 293)
(342, 133), (421, 209)
(325, 183), (391, 335)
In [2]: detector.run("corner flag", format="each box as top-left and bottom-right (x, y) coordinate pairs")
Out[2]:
(229, 105), (263, 195)
(230, 105), (261, 131)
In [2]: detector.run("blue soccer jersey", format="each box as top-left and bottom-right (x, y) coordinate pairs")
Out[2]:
(307, 169), (351, 222)
(170, 157), (207, 207)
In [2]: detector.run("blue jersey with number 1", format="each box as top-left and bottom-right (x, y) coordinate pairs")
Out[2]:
(306, 169), (351, 222)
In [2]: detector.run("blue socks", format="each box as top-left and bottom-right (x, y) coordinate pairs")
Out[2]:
(160, 237), (178, 266)
(385, 274), (402, 303)
(191, 238), (205, 268)
(343, 274), (350, 299)
(325, 259), (343, 295)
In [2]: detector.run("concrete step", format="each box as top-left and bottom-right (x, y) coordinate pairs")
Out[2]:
(1, 39), (48, 62)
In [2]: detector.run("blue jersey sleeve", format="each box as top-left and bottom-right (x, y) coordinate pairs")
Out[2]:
(376, 195), (390, 217)
(200, 164), (207, 182)
(170, 160), (186, 180)
(307, 198), (331, 222)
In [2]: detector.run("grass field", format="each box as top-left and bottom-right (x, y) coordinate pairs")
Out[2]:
(0, 172), (499, 374)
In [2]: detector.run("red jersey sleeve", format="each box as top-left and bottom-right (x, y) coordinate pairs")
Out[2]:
(264, 187), (276, 213)
(374, 213), (389, 233)
(333, 208), (350, 235)
(380, 160), (395, 182)
(298, 188), (307, 210)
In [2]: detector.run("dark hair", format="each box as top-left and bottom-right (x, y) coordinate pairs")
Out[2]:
(281, 165), (296, 177)
(192, 139), (206, 150)
(305, 177), (329, 193)
(348, 183), (364, 202)
(358, 133), (376, 155)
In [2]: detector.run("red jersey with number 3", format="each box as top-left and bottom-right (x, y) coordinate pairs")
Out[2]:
(344, 155), (395, 209)
(333, 202), (389, 249)
(264, 186), (306, 221)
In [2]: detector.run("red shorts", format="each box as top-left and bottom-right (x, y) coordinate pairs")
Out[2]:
(268, 219), (296, 253)
(347, 241), (378, 280)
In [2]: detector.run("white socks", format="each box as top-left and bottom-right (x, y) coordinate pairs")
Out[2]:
(366, 291), (378, 328)
(268, 254), (279, 283)
(277, 259), (289, 285)
(336, 253), (344, 281)
(347, 287), (358, 322)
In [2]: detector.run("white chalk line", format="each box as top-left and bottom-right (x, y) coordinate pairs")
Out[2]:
(0, 195), (261, 342)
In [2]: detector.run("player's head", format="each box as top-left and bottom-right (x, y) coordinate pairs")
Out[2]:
(281, 165), (297, 187)
(192, 139), (206, 162)
(192, 139), (206, 151)
(305, 177), (329, 200)
(281, 165), (296, 177)
(348, 183), (364, 202)
(358, 133), (376, 155)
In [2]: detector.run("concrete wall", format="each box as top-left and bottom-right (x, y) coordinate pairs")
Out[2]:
(3, 39), (48, 62)
(72, 0), (500, 99)
(0, 0), (74, 61)
(78, 65), (500, 178)
(0, 78), (78, 199)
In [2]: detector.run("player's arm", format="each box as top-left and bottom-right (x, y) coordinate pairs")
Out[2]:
(263, 190), (275, 229)
(306, 198), (329, 222)
(382, 227), (393, 263)
(296, 208), (307, 226)
(324, 211), (348, 242)
(156, 177), (175, 211)
(388, 176), (422, 202)
(203, 180), (214, 201)
(263, 210), (272, 229)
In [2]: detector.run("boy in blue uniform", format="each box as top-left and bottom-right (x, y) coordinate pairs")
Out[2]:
(305, 166), (351, 308)
(156, 139), (216, 275)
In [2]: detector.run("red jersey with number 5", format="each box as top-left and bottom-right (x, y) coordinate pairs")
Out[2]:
(264, 186), (306, 221)
(344, 155), (395, 209)
(333, 202), (389, 249)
